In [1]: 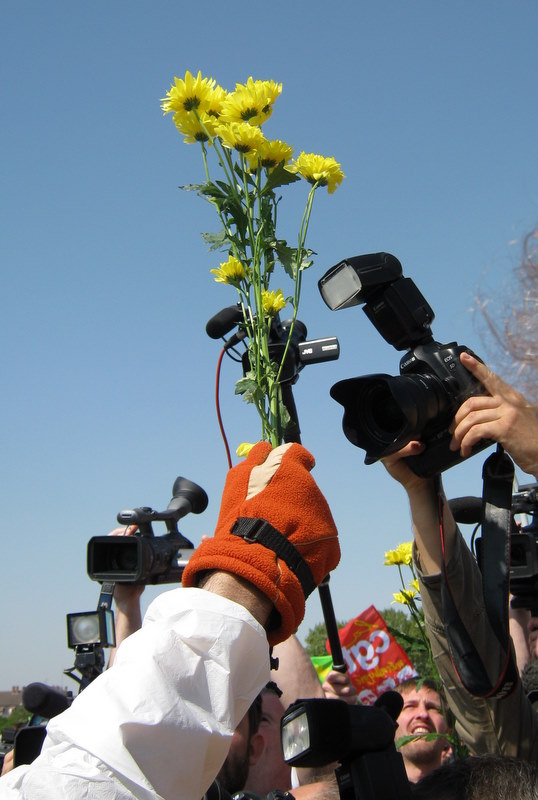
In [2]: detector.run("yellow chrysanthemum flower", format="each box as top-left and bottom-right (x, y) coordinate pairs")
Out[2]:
(236, 442), (254, 458)
(210, 255), (246, 285)
(246, 138), (294, 171)
(161, 70), (216, 115)
(217, 121), (266, 154)
(392, 589), (418, 606)
(409, 579), (420, 593)
(286, 152), (345, 194)
(207, 84), (228, 118)
(261, 288), (287, 316)
(384, 542), (413, 566)
(173, 110), (217, 144)
(219, 77), (282, 126)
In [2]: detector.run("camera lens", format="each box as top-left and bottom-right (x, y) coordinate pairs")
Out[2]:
(109, 541), (138, 571)
(331, 371), (449, 461)
(360, 382), (406, 444)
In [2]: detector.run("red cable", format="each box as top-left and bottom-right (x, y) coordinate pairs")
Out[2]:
(216, 347), (233, 469)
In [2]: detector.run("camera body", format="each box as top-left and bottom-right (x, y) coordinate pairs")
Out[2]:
(87, 477), (208, 585)
(319, 252), (490, 476)
(331, 340), (488, 477)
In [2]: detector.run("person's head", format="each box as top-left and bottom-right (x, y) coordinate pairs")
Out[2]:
(412, 754), (538, 800)
(216, 692), (264, 794)
(394, 678), (450, 783)
(243, 681), (292, 795)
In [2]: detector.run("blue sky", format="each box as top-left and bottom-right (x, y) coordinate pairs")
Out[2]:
(2, 0), (537, 690)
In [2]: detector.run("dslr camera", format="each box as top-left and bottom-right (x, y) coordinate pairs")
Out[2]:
(318, 252), (490, 476)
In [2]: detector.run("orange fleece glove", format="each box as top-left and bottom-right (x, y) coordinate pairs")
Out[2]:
(182, 442), (340, 645)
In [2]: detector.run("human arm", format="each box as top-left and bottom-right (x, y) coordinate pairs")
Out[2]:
(1, 443), (339, 800)
(105, 526), (145, 668)
(381, 444), (538, 759)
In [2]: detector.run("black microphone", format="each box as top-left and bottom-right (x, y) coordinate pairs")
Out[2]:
(22, 683), (71, 719)
(206, 305), (244, 339)
(448, 496), (483, 525)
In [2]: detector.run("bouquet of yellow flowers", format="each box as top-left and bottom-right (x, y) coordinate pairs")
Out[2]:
(161, 70), (344, 448)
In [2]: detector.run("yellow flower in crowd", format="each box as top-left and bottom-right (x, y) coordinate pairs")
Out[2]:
(410, 578), (420, 593)
(246, 138), (294, 171)
(261, 288), (287, 316)
(161, 70), (216, 114)
(173, 110), (218, 143)
(217, 121), (266, 154)
(286, 152), (345, 194)
(392, 589), (418, 606)
(384, 542), (413, 566)
(207, 84), (228, 118)
(236, 442), (254, 458)
(210, 255), (246, 285)
(220, 78), (282, 126)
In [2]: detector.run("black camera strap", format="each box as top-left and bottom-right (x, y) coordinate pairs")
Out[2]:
(440, 446), (519, 698)
(231, 517), (316, 598)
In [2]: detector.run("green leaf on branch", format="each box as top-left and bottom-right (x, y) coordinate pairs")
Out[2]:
(262, 162), (301, 194)
(200, 230), (231, 251)
(235, 376), (264, 406)
(275, 241), (299, 280)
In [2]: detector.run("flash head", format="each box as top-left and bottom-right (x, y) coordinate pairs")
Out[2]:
(318, 252), (403, 311)
(319, 252), (434, 351)
(281, 698), (397, 768)
(66, 609), (116, 649)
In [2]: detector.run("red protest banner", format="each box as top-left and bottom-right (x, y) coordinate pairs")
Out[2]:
(326, 605), (417, 705)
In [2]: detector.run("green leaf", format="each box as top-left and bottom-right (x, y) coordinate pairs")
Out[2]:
(262, 162), (301, 194)
(235, 376), (263, 405)
(179, 182), (210, 193)
(275, 241), (299, 280)
(200, 230), (231, 251)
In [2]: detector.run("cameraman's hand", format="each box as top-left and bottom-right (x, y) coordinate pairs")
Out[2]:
(322, 669), (358, 705)
(107, 526), (145, 609)
(450, 352), (538, 478)
(1, 748), (14, 776)
(381, 441), (433, 494)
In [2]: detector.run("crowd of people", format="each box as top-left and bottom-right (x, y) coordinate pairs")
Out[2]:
(0, 229), (537, 798)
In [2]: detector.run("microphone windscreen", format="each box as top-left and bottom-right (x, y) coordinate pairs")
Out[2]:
(521, 661), (538, 699)
(448, 496), (483, 525)
(22, 683), (71, 719)
(206, 305), (243, 339)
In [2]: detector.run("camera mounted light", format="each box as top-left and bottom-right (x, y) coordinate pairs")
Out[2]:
(319, 252), (435, 351)
(66, 608), (116, 649)
(281, 698), (398, 768)
(281, 697), (412, 800)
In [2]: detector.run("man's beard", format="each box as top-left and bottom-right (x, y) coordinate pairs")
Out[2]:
(216, 746), (250, 794)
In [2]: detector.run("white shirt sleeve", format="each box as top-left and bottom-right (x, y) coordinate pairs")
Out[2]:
(0, 588), (271, 800)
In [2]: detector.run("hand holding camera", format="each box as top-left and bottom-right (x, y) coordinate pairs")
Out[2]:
(450, 352), (538, 478)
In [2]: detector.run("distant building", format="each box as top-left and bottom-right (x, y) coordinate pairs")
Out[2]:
(0, 688), (23, 717)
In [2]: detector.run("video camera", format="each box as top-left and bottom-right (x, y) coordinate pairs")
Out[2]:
(280, 693), (411, 800)
(318, 252), (491, 476)
(452, 482), (538, 614)
(87, 476), (208, 584)
(206, 306), (340, 442)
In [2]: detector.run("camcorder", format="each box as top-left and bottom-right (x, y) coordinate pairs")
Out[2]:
(453, 482), (538, 614)
(318, 252), (491, 477)
(0, 683), (73, 771)
(280, 693), (411, 800)
(206, 306), (340, 442)
(87, 476), (208, 584)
